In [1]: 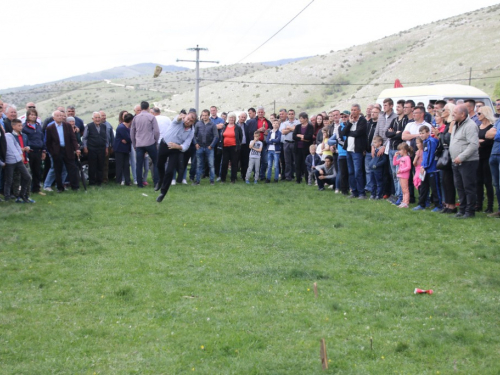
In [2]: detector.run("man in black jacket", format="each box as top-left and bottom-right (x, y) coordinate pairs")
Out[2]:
(82, 112), (109, 186)
(341, 104), (367, 199)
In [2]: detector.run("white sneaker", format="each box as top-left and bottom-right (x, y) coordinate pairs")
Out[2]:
(121, 181), (125, 186)
(335, 189), (339, 194)
(182, 179), (187, 185)
(328, 185), (334, 189)
(43, 187), (53, 192)
(171, 179), (176, 185)
(133, 180), (137, 185)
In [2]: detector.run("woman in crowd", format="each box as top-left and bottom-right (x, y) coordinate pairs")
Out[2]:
(436, 103), (457, 214)
(219, 112), (242, 184)
(313, 114), (324, 144)
(114, 113), (133, 186)
(293, 112), (314, 184)
(118, 110), (136, 184)
(476, 106), (495, 213)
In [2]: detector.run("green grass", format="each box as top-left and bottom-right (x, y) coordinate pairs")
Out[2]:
(1, 180), (500, 374)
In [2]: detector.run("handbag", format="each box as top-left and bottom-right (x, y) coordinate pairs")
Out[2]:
(436, 147), (451, 170)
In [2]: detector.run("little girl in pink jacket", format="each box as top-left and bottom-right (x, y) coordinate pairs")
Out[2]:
(393, 143), (413, 208)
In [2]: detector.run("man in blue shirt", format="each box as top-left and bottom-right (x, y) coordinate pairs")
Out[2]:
(156, 112), (196, 203)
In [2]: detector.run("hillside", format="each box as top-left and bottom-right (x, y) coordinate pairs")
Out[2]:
(2, 4), (499, 124)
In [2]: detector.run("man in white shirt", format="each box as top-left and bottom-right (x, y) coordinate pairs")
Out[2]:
(279, 109), (300, 181)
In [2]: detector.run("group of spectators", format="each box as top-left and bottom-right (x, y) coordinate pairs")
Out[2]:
(1, 97), (500, 218)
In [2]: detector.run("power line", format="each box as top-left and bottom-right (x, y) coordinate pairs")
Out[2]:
(235, 0), (316, 64)
(198, 75), (500, 86)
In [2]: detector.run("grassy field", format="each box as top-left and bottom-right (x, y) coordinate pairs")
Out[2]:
(1, 178), (500, 374)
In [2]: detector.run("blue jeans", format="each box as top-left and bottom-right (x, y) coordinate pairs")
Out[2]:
(266, 150), (280, 180)
(364, 153), (373, 192)
(489, 154), (500, 210)
(346, 152), (365, 196)
(259, 146), (268, 180)
(44, 154), (67, 188)
(389, 149), (402, 198)
(196, 147), (215, 183)
(136, 143), (158, 187)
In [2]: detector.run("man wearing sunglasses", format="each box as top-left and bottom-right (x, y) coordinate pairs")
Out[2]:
(495, 99), (500, 119)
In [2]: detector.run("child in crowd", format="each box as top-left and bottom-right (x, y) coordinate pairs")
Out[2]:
(305, 144), (321, 186)
(266, 119), (282, 183)
(413, 137), (424, 194)
(319, 128), (333, 161)
(369, 135), (387, 199)
(413, 126), (442, 211)
(246, 131), (263, 184)
(393, 142), (412, 208)
(3, 119), (33, 203)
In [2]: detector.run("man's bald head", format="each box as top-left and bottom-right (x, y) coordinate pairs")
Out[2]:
(453, 104), (468, 122)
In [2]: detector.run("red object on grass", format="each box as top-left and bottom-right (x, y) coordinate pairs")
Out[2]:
(394, 79), (403, 88)
(414, 288), (433, 295)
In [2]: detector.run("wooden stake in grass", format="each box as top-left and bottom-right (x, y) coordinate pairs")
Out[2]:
(320, 339), (328, 370)
(370, 337), (373, 351)
(313, 282), (318, 299)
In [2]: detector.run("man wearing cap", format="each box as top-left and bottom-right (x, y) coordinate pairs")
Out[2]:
(131, 101), (160, 188)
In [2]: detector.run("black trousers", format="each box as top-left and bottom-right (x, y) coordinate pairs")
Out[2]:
(43, 154), (51, 182)
(214, 148), (222, 177)
(239, 143), (249, 180)
(338, 156), (349, 194)
(476, 157), (494, 209)
(295, 147), (308, 182)
(221, 146), (239, 182)
(418, 171), (441, 208)
(115, 152), (131, 185)
(53, 151), (79, 191)
(441, 168), (456, 205)
(452, 160), (479, 215)
(3, 162), (31, 199)
(88, 147), (105, 185)
(158, 141), (183, 195)
(279, 148), (286, 180)
(383, 155), (393, 196)
(28, 150), (43, 193)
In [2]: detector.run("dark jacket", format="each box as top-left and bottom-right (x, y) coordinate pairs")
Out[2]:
(194, 120), (219, 148)
(265, 130), (282, 153)
(45, 122), (79, 160)
(422, 136), (440, 173)
(0, 125), (6, 163)
(84, 122), (107, 150)
(341, 116), (367, 153)
(22, 122), (45, 151)
(386, 115), (409, 151)
(219, 124), (243, 150)
(366, 119), (377, 152)
(305, 153), (322, 172)
(113, 123), (131, 153)
(247, 117), (272, 144)
(369, 151), (387, 170)
(3, 118), (13, 133)
(292, 123), (314, 152)
(75, 116), (85, 134)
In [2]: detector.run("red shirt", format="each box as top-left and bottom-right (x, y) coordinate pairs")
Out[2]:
(257, 118), (269, 141)
(223, 125), (236, 147)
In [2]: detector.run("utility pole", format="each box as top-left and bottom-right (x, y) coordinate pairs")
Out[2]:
(177, 45), (219, 113)
(469, 67), (472, 86)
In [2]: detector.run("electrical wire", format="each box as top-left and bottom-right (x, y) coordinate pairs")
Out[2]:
(235, 0), (316, 64)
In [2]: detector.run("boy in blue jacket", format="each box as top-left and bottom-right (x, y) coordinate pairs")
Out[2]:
(414, 126), (442, 211)
(369, 136), (387, 199)
(305, 144), (322, 185)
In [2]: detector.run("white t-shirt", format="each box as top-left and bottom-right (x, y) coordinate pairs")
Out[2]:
(268, 131), (276, 151)
(347, 121), (357, 153)
(156, 115), (172, 140)
(404, 121), (431, 146)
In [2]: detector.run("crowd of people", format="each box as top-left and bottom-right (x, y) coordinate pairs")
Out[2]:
(1, 97), (500, 218)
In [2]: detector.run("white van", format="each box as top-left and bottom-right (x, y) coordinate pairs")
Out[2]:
(376, 84), (494, 110)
